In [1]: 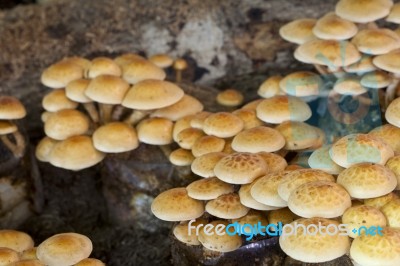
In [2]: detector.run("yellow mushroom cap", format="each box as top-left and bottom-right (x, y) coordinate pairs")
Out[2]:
(0, 247), (19, 265)
(279, 71), (322, 97)
(241, 99), (263, 111)
(0, 230), (34, 252)
(373, 49), (400, 74)
(268, 208), (299, 228)
(231, 109), (264, 130)
(275, 121), (319, 151)
(344, 55), (377, 74)
(189, 111), (211, 130)
(65, 79), (91, 103)
(313, 12), (358, 40)
(198, 220), (242, 252)
(122, 59), (166, 84)
(360, 70), (392, 89)
(238, 183), (281, 211)
(35, 137), (59, 162)
(148, 54), (174, 68)
(169, 148), (195, 166)
(335, 0), (393, 23)
(187, 177), (234, 201)
(191, 152), (227, 178)
(49, 136), (105, 171)
(136, 117), (173, 145)
(256, 152), (288, 174)
(386, 155), (400, 190)
(337, 163), (397, 199)
(87, 57), (121, 78)
(42, 89), (78, 112)
(386, 97), (400, 128)
(20, 247), (38, 261)
(172, 115), (195, 141)
(257, 76), (283, 98)
(256, 95), (311, 124)
(350, 227), (400, 266)
(308, 145), (344, 175)
(0, 96), (27, 120)
(191, 135), (225, 157)
(203, 112), (244, 138)
(0, 121), (17, 135)
(231, 126), (285, 153)
(381, 198), (400, 227)
(92, 122), (139, 153)
(333, 76), (367, 95)
(151, 187), (204, 221)
(329, 133), (394, 168)
(214, 152), (268, 184)
(36, 233), (93, 266)
(114, 53), (146, 67)
(279, 217), (350, 263)
(85, 75), (129, 104)
(40, 61), (84, 89)
(176, 127), (206, 150)
(62, 56), (91, 71)
(279, 19), (317, 44)
(150, 94), (203, 121)
(352, 28), (400, 55)
(364, 192), (399, 208)
(205, 193), (249, 219)
(173, 59), (188, 71)
(369, 124), (400, 155)
(173, 219), (207, 246)
(122, 80), (184, 110)
(44, 109), (89, 140)
(74, 258), (105, 266)
(11, 260), (45, 266)
(387, 3), (400, 23)
(216, 89), (244, 107)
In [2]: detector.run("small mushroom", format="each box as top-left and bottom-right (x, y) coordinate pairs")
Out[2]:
(173, 58), (188, 83)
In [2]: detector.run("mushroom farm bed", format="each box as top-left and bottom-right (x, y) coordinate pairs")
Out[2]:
(1, 0), (400, 266)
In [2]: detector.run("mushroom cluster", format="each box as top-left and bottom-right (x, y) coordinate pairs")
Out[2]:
(0, 229), (105, 266)
(36, 54), (200, 170)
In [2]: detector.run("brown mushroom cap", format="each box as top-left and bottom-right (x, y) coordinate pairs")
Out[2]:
(151, 187), (204, 221)
(173, 218), (207, 246)
(187, 177), (234, 200)
(136, 117), (173, 145)
(0, 96), (27, 120)
(42, 89), (79, 112)
(386, 97), (400, 128)
(191, 152), (227, 178)
(189, 111), (212, 130)
(0, 230), (34, 252)
(35, 137), (59, 162)
(0, 121), (17, 135)
(216, 89), (244, 107)
(148, 54), (174, 69)
(172, 115), (195, 141)
(169, 148), (195, 166)
(257, 76), (283, 98)
(191, 135), (225, 157)
(239, 183), (281, 211)
(373, 49), (400, 74)
(114, 53), (146, 67)
(205, 193), (249, 219)
(203, 112), (244, 138)
(44, 109), (89, 140)
(335, 0), (393, 23)
(256, 152), (288, 174)
(352, 29), (400, 55)
(275, 121), (319, 151)
(198, 220), (242, 252)
(333, 76), (367, 95)
(150, 94), (203, 121)
(250, 171), (290, 207)
(231, 109), (264, 130)
(41, 61), (84, 89)
(381, 198), (400, 227)
(308, 145), (344, 175)
(369, 124), (400, 155)
(36, 233), (93, 266)
(122, 59), (166, 84)
(279, 71), (322, 97)
(85, 75), (129, 104)
(65, 79), (92, 103)
(92, 122), (139, 153)
(231, 126), (285, 153)
(364, 192), (399, 208)
(20, 247), (38, 261)
(360, 70), (392, 89)
(0, 247), (19, 265)
(386, 155), (400, 190)
(313, 12), (358, 40)
(74, 258), (105, 266)
(279, 19), (317, 44)
(87, 57), (121, 78)
(173, 59), (188, 71)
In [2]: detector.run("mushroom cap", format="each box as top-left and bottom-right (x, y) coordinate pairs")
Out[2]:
(0, 121), (17, 135)
(20, 247), (38, 261)
(187, 177), (234, 200)
(337, 163), (397, 199)
(36, 233), (93, 266)
(205, 193), (249, 219)
(203, 112), (244, 138)
(239, 183), (281, 211)
(231, 126), (285, 153)
(172, 115), (195, 141)
(256, 95), (312, 124)
(173, 59), (188, 70)
(386, 155), (400, 190)
(279, 71), (322, 97)
(268, 208), (299, 228)
(85, 75), (129, 104)
(42, 89), (78, 112)
(373, 49), (400, 74)
(148, 54), (174, 68)
(41, 61), (84, 89)
(169, 148), (195, 166)
(308, 145), (344, 175)
(191, 135), (225, 157)
(333, 76), (367, 95)
(150, 94), (203, 121)
(214, 152), (268, 184)
(189, 111), (212, 130)
(279, 217), (350, 263)
(342, 205), (387, 238)
(191, 152), (227, 178)
(231, 210), (269, 234)
(275, 121), (319, 151)
(241, 99), (263, 110)
(62, 56), (91, 71)
(369, 124), (400, 155)
(329, 133), (394, 168)
(360, 71), (392, 89)
(231, 109), (264, 130)
(49, 135), (105, 171)
(87, 57), (121, 78)
(11, 260), (45, 266)
(122, 80), (184, 110)
(277, 168), (335, 201)
(257, 76), (283, 98)
(35, 137), (59, 162)
(65, 79), (91, 103)
(92, 122), (139, 153)
(0, 96), (26, 120)
(44, 109), (89, 140)
(173, 219), (207, 246)
(344, 55), (376, 74)
(136, 117), (173, 145)
(151, 187), (204, 221)
(74, 258), (105, 266)
(386, 97), (400, 128)
(114, 53), (146, 67)
(381, 198), (400, 227)
(288, 180), (351, 218)
(364, 192), (399, 208)
(250, 171), (290, 207)
(122, 59), (166, 84)
(335, 0), (393, 23)
(387, 3), (400, 23)
(350, 227), (400, 266)
(256, 152), (288, 174)
(216, 89), (244, 107)
(312, 12), (358, 40)
(0, 247), (19, 265)
(351, 28), (400, 55)
(279, 19), (317, 44)
(198, 220), (242, 252)
(0, 230), (34, 252)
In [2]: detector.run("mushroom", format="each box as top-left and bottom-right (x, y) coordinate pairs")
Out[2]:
(279, 71), (322, 97)
(42, 89), (78, 112)
(275, 121), (319, 151)
(239, 183), (280, 211)
(279, 19), (317, 45)
(267, 208), (299, 229)
(308, 145), (344, 175)
(203, 112), (244, 138)
(385, 96), (400, 127)
(172, 115), (195, 141)
(173, 58), (188, 83)
(0, 230), (34, 253)
(186, 177), (234, 201)
(198, 220), (242, 252)
(44, 109), (89, 140)
(216, 89), (244, 107)
(169, 148), (195, 166)
(92, 122), (139, 153)
(86, 57), (121, 78)
(12, 260), (45, 266)
(364, 192), (399, 208)
(231, 109), (264, 130)
(172, 218), (207, 246)
(176, 127), (205, 150)
(74, 258), (105, 266)
(136, 117), (173, 146)
(0, 247), (19, 266)
(257, 75), (283, 98)
(40, 60), (84, 89)
(312, 12), (358, 40)
(231, 126), (285, 153)
(386, 155), (400, 190)
(148, 54), (174, 69)
(189, 111), (211, 130)
(122, 58), (166, 84)
(381, 198), (400, 227)
(205, 193), (249, 219)
(256, 152), (288, 174)
(191, 135), (225, 157)
(150, 94), (203, 121)
(351, 28), (400, 55)
(369, 124), (400, 155)
(190, 152), (227, 178)
(231, 210), (269, 234)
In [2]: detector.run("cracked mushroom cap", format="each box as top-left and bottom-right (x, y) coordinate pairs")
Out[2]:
(191, 135), (225, 157)
(342, 205), (387, 238)
(74, 258), (105, 266)
(198, 220), (242, 252)
(335, 0), (393, 23)
(122, 59), (166, 84)
(35, 137), (59, 162)
(373, 49), (400, 74)
(176, 127), (206, 150)
(0, 230), (34, 253)
(239, 183), (281, 211)
(256, 95), (311, 124)
(279, 71), (322, 97)
(169, 148), (195, 166)
(214, 152), (268, 184)
(173, 218), (207, 246)
(257, 75), (283, 98)
(337, 163), (397, 199)
(148, 54), (174, 69)
(187, 177), (234, 200)
(288, 180), (351, 218)
(257, 152), (288, 174)
(0, 247), (19, 265)
(279, 19), (317, 44)
(205, 193), (249, 219)
(36, 233), (92, 266)
(312, 12), (358, 40)
(150, 94), (203, 121)
(92, 122), (139, 153)
(277, 169), (335, 202)
(122, 79), (184, 110)
(369, 124), (400, 155)
(0, 96), (26, 120)
(191, 152), (227, 178)
(42, 89), (78, 112)
(360, 70), (392, 89)
(85, 75), (129, 104)
(333, 76), (367, 95)
(232, 210), (269, 234)
(350, 227), (400, 266)
(216, 89), (244, 107)
(231, 126), (285, 153)
(329, 133), (394, 168)
(352, 28), (400, 55)
(275, 121), (319, 151)
(65, 79), (91, 103)
(231, 109), (264, 130)
(251, 171), (290, 208)
(44, 109), (89, 140)
(151, 187), (204, 221)
(87, 57), (121, 78)
(41, 61), (84, 89)
(49, 135), (105, 171)
(136, 117), (173, 145)
(364, 192), (399, 208)
(381, 198), (400, 227)
(386, 97), (400, 128)
(386, 155), (400, 190)
(268, 208), (299, 228)
(203, 112), (244, 138)
(0, 121), (17, 135)
(308, 145), (345, 175)
(279, 217), (350, 263)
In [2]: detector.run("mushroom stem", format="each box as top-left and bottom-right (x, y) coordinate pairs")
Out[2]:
(385, 77), (399, 109)
(1, 131), (25, 158)
(159, 144), (172, 159)
(100, 104), (113, 124)
(83, 102), (100, 123)
(314, 64), (329, 76)
(123, 110), (151, 125)
(111, 105), (125, 121)
(176, 70), (182, 83)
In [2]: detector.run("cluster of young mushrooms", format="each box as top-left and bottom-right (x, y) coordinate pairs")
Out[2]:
(0, 229), (104, 266)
